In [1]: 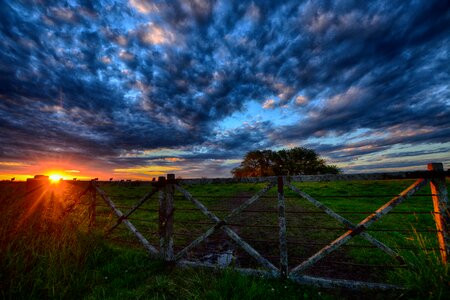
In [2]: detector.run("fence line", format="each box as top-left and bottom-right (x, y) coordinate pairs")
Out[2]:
(180, 169), (450, 185)
(85, 163), (449, 291)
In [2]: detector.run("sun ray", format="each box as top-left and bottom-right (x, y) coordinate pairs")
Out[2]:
(14, 185), (50, 231)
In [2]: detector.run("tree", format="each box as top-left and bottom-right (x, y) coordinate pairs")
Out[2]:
(231, 147), (340, 177)
(231, 150), (274, 177)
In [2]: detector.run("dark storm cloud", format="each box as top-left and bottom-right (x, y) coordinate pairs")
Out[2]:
(110, 120), (275, 171)
(0, 0), (449, 175)
(304, 126), (450, 161)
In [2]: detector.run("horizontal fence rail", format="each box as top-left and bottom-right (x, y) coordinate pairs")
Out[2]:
(179, 169), (450, 185)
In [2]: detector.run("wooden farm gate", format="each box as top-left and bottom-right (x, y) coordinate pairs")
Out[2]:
(87, 163), (449, 290)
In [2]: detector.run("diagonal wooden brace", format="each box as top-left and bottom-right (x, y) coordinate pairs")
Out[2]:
(287, 182), (404, 262)
(107, 186), (159, 234)
(64, 182), (94, 214)
(95, 185), (159, 257)
(175, 223), (221, 260)
(222, 225), (278, 273)
(290, 179), (428, 275)
(174, 184), (278, 273)
(224, 182), (275, 221)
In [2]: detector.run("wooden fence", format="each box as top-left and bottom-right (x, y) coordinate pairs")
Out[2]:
(83, 163), (449, 290)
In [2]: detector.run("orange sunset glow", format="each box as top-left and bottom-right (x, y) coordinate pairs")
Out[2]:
(0, 160), (101, 181)
(0, 159), (176, 182)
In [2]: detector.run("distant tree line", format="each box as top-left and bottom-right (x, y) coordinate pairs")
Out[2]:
(231, 147), (340, 177)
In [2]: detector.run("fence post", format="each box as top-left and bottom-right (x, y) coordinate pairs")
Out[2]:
(428, 163), (449, 263)
(165, 174), (175, 261)
(278, 176), (288, 278)
(159, 175), (174, 261)
(158, 176), (167, 258)
(89, 181), (97, 228)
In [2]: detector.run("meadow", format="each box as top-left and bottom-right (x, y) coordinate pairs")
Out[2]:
(0, 178), (448, 299)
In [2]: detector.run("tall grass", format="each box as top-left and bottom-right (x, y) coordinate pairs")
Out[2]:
(0, 184), (106, 299)
(389, 230), (449, 300)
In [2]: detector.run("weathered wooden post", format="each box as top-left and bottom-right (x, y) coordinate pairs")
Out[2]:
(278, 176), (288, 278)
(158, 176), (166, 257)
(165, 174), (175, 261)
(428, 163), (449, 263)
(89, 181), (97, 228)
(159, 175), (174, 261)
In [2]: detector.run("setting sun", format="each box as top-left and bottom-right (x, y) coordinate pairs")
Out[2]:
(49, 174), (62, 183)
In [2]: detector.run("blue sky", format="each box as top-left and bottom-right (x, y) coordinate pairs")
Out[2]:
(0, 0), (449, 180)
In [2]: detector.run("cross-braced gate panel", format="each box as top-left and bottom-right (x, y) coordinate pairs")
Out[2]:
(287, 178), (428, 277)
(174, 181), (279, 274)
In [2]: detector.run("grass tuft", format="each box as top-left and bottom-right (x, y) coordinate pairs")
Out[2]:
(389, 230), (449, 300)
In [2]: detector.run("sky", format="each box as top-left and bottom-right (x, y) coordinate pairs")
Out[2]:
(0, 0), (449, 180)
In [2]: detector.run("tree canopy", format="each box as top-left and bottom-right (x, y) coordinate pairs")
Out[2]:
(231, 147), (340, 177)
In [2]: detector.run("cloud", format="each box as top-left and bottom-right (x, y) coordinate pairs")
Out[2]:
(129, 0), (159, 14)
(138, 22), (175, 45)
(262, 99), (276, 109)
(164, 157), (184, 162)
(0, 161), (29, 167)
(294, 95), (308, 106)
(0, 0), (449, 177)
(113, 165), (181, 178)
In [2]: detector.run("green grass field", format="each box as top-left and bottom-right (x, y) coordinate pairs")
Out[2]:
(0, 178), (448, 299)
